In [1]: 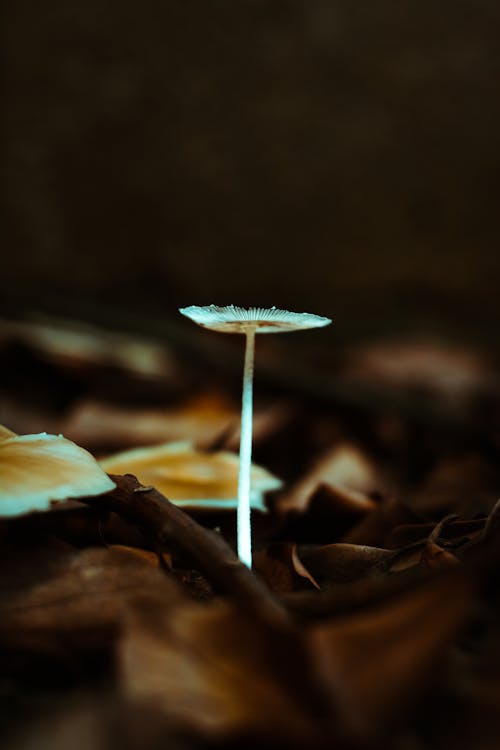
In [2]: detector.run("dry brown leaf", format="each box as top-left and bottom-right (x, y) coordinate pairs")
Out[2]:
(411, 455), (499, 517)
(278, 442), (382, 514)
(341, 340), (495, 398)
(252, 543), (320, 594)
(109, 545), (172, 569)
(61, 393), (293, 454)
(387, 518), (486, 548)
(296, 541), (428, 589)
(308, 569), (474, 742)
(417, 516), (462, 569)
(297, 543), (394, 586)
(62, 392), (238, 451)
(420, 539), (460, 569)
(119, 597), (325, 746)
(277, 481), (378, 545)
(343, 495), (418, 547)
(0, 545), (181, 654)
(291, 544), (321, 589)
(5, 695), (116, 750)
(0, 319), (177, 380)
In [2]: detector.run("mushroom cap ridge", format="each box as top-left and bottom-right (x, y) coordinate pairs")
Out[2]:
(179, 305), (332, 334)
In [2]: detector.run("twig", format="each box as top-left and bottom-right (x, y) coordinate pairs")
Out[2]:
(80, 474), (292, 630)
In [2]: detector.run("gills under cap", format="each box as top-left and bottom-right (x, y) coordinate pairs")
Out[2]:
(179, 305), (332, 334)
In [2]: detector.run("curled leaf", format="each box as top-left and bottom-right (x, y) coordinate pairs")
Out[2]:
(0, 426), (115, 517)
(309, 570), (475, 741)
(279, 442), (381, 514)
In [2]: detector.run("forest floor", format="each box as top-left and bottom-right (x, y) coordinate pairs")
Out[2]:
(1, 315), (499, 750)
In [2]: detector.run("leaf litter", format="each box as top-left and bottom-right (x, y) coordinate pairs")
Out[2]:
(1, 318), (500, 749)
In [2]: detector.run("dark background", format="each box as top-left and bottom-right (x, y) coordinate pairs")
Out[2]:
(2, 0), (500, 347)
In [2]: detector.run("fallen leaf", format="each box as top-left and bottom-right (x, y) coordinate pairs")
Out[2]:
(99, 441), (282, 511)
(421, 539), (460, 569)
(0, 426), (115, 517)
(109, 545), (172, 569)
(343, 496), (418, 547)
(386, 517), (486, 548)
(308, 568), (475, 742)
(278, 481), (377, 544)
(252, 543), (320, 594)
(296, 541), (427, 589)
(62, 392), (238, 451)
(341, 340), (495, 399)
(0, 318), (177, 380)
(0, 545), (181, 659)
(278, 442), (382, 514)
(61, 393), (294, 453)
(411, 455), (499, 516)
(119, 597), (326, 746)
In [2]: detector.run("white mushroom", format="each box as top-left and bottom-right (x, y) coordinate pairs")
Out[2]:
(0, 426), (116, 516)
(179, 305), (331, 567)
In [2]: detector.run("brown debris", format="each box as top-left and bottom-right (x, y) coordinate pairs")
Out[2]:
(308, 568), (475, 742)
(118, 598), (325, 747)
(278, 442), (382, 514)
(1, 318), (500, 750)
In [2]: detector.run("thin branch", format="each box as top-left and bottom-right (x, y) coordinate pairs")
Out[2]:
(80, 474), (292, 630)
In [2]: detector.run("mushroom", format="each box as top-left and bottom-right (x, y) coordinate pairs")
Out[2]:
(179, 305), (332, 566)
(0, 425), (116, 516)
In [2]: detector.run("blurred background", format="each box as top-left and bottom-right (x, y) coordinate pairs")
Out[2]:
(2, 0), (500, 345)
(2, 0), (500, 475)
(3, 9), (500, 744)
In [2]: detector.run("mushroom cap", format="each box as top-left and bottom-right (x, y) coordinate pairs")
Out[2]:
(0, 428), (116, 516)
(100, 440), (282, 511)
(179, 305), (332, 334)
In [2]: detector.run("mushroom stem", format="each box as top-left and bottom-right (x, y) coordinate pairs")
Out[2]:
(237, 326), (256, 567)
